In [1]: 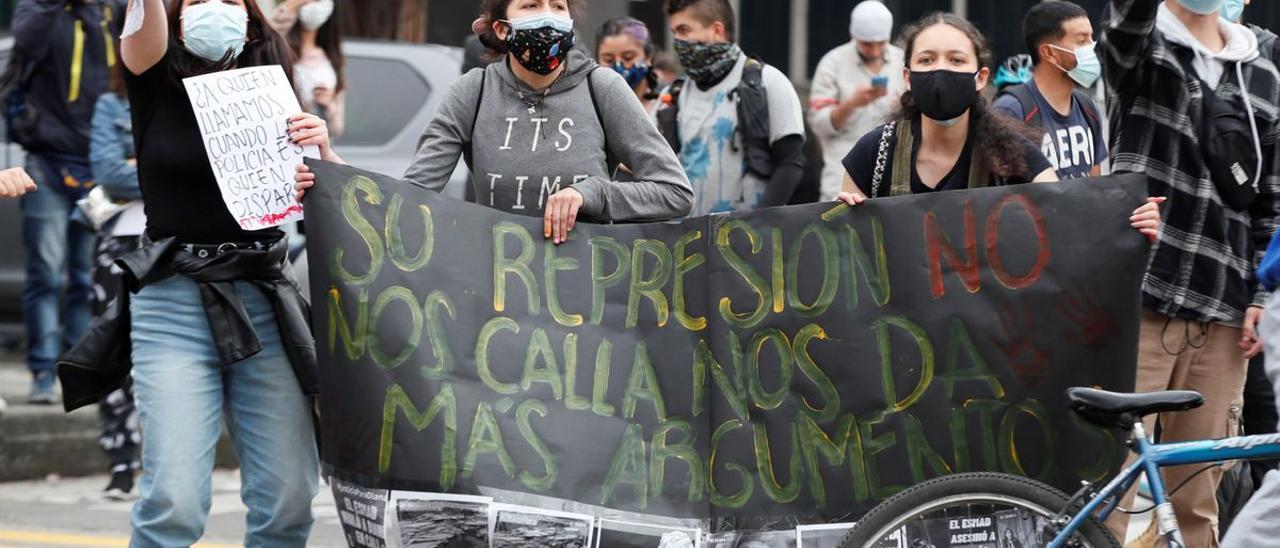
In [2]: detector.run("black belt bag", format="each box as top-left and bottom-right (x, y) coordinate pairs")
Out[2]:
(1200, 63), (1264, 212)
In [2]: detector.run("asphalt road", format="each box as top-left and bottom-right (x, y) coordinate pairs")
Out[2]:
(0, 339), (1155, 548)
(0, 471), (1154, 548)
(0, 470), (345, 547)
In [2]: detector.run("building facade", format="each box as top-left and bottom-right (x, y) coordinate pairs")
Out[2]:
(0, 0), (1274, 85)
(425, 0), (1280, 87)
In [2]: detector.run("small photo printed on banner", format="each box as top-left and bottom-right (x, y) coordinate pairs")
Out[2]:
(706, 530), (797, 548)
(796, 523), (854, 548)
(490, 503), (595, 548)
(594, 519), (700, 548)
(389, 492), (491, 548)
(873, 512), (1026, 548)
(739, 530), (799, 548)
(330, 479), (389, 548)
(994, 508), (1048, 548)
(705, 532), (742, 547)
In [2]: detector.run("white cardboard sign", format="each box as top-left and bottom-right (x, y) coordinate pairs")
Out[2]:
(183, 65), (317, 231)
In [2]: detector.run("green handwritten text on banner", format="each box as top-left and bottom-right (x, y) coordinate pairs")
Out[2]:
(304, 161), (1148, 520)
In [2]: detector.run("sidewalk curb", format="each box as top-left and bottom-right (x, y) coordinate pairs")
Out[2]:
(0, 404), (238, 482)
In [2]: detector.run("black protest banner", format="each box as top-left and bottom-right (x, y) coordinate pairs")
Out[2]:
(305, 160), (1148, 521)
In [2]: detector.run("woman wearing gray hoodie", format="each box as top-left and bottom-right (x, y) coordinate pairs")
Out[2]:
(295, 0), (694, 244)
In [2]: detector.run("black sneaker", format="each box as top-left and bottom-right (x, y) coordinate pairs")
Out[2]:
(103, 471), (135, 501)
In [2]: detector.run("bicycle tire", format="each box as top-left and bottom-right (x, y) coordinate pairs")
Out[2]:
(838, 472), (1121, 548)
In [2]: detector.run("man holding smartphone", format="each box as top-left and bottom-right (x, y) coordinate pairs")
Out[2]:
(808, 0), (903, 201)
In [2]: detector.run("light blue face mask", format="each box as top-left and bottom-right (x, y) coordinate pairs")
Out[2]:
(1175, 0), (1226, 15)
(1221, 0), (1246, 22)
(182, 2), (248, 62)
(505, 12), (574, 33)
(1049, 42), (1102, 88)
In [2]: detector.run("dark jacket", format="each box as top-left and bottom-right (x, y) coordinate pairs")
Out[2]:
(1254, 25), (1280, 64)
(12, 0), (125, 157)
(1253, 28), (1280, 291)
(1101, 0), (1280, 323)
(57, 236), (317, 412)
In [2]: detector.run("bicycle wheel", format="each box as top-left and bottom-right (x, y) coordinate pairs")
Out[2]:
(839, 472), (1121, 548)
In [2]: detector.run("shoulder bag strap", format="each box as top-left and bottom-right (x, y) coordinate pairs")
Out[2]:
(890, 119), (914, 197)
(870, 121), (896, 198)
(461, 69), (486, 169)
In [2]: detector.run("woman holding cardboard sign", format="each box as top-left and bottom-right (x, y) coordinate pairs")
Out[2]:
(292, 0), (694, 244)
(106, 0), (323, 545)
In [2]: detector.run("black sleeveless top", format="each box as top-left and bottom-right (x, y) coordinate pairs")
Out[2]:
(124, 54), (283, 244)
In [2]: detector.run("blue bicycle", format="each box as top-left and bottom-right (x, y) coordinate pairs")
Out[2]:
(839, 387), (1280, 548)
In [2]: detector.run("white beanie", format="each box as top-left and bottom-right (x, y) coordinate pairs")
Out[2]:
(849, 1), (893, 42)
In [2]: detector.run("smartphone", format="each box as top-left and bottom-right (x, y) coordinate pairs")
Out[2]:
(871, 75), (889, 88)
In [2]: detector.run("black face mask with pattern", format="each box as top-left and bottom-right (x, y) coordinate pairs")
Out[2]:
(506, 25), (576, 76)
(673, 39), (742, 86)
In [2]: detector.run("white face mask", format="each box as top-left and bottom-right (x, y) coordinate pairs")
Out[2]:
(1048, 42), (1103, 88)
(181, 1), (248, 62)
(299, 1), (334, 31)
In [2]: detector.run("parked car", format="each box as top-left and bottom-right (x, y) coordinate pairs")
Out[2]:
(332, 40), (468, 196)
(0, 39), (467, 327)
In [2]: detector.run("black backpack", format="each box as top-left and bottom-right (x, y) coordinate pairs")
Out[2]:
(0, 1), (118, 147)
(998, 83), (1103, 148)
(656, 56), (774, 178)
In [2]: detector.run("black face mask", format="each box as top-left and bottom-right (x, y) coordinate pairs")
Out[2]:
(909, 69), (979, 122)
(673, 39), (742, 87)
(506, 25), (576, 76)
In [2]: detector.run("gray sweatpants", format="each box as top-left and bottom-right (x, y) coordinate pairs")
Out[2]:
(1222, 292), (1280, 548)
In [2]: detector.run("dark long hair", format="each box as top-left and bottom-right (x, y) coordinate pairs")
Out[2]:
(287, 1), (346, 94)
(164, 0), (296, 89)
(897, 13), (1041, 180)
(476, 0), (586, 56)
(595, 17), (659, 100)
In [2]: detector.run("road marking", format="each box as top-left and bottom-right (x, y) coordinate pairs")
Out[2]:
(0, 529), (239, 547)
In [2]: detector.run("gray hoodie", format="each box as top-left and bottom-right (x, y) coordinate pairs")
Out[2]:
(1156, 2), (1259, 88)
(404, 50), (693, 222)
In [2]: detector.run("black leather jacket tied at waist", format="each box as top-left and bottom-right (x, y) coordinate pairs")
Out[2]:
(57, 236), (317, 412)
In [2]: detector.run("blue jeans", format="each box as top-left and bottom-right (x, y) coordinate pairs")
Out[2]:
(129, 276), (318, 548)
(20, 154), (93, 378)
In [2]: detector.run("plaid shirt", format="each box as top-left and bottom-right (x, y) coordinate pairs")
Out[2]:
(1101, 0), (1280, 323)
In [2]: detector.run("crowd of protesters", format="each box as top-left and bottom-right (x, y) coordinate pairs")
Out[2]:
(3, 0), (1280, 545)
